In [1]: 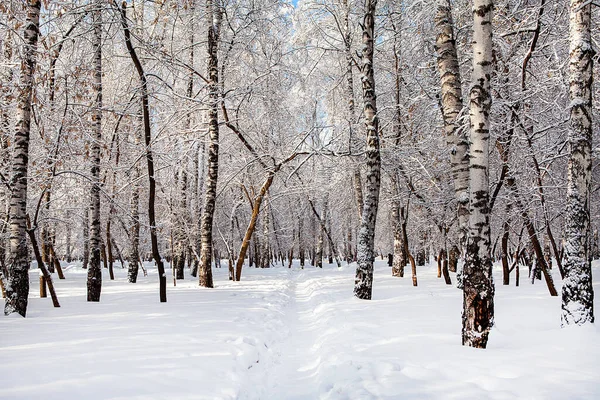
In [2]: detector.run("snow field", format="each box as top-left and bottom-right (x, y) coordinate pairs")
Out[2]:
(0, 260), (598, 399)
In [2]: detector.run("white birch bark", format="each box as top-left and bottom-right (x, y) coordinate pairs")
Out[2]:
(354, 0), (381, 300)
(199, 0), (222, 287)
(561, 0), (595, 326)
(87, 0), (103, 302)
(435, 0), (469, 246)
(4, 0), (41, 316)
(461, 0), (495, 348)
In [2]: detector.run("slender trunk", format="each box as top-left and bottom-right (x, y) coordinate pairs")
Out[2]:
(505, 177), (558, 296)
(501, 209), (510, 285)
(235, 173), (274, 281)
(462, 0), (495, 349)
(26, 217), (59, 307)
(308, 198), (341, 268)
(82, 207), (89, 269)
(354, 0), (381, 300)
(191, 141), (204, 278)
(562, 0), (595, 326)
(391, 173), (406, 277)
(118, 2), (166, 301)
(199, 0), (222, 288)
(106, 219), (114, 280)
(128, 113), (141, 283)
(48, 245), (65, 280)
(173, 170), (187, 280)
(435, 0), (469, 249)
(298, 216), (305, 268)
(86, 0), (103, 303)
(262, 196), (270, 268)
(315, 201), (323, 268)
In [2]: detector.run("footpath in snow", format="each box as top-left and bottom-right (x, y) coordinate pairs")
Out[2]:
(0, 260), (599, 399)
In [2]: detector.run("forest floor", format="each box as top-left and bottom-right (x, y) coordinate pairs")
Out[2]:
(0, 259), (599, 399)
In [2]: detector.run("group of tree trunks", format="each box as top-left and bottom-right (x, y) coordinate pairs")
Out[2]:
(1, 0), (594, 353)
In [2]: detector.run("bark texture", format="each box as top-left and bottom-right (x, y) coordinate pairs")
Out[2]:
(561, 0), (595, 326)
(354, 0), (381, 301)
(87, 0), (103, 302)
(127, 113), (142, 283)
(4, 0), (40, 316)
(199, 0), (222, 288)
(391, 173), (406, 277)
(462, 0), (495, 348)
(435, 0), (469, 247)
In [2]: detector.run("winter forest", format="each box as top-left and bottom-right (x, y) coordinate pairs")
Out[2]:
(0, 0), (599, 398)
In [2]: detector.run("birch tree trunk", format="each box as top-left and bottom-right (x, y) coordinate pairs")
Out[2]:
(0, 30), (13, 294)
(435, 0), (469, 247)
(341, 0), (364, 231)
(354, 0), (381, 300)
(4, 0), (41, 316)
(199, 0), (222, 288)
(561, 0), (595, 326)
(87, 0), (103, 302)
(462, 0), (495, 348)
(127, 112), (142, 283)
(315, 200), (324, 268)
(298, 215), (305, 268)
(391, 173), (406, 277)
(191, 141), (204, 278)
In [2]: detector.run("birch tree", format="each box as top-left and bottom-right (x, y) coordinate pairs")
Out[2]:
(354, 0), (381, 300)
(462, 0), (495, 348)
(199, 0), (223, 288)
(4, 0), (41, 316)
(435, 0), (469, 248)
(561, 0), (595, 326)
(87, 0), (103, 302)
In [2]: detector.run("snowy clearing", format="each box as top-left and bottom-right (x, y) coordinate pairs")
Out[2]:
(1, 261), (599, 400)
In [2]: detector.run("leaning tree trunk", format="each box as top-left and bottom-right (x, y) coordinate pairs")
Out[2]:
(354, 0), (381, 301)
(118, 2), (166, 301)
(199, 0), (222, 288)
(561, 0), (595, 326)
(462, 0), (495, 349)
(435, 0), (469, 249)
(4, 0), (41, 316)
(87, 0), (103, 302)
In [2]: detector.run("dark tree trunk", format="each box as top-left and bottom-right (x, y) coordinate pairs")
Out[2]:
(26, 216), (59, 307)
(118, 2), (166, 301)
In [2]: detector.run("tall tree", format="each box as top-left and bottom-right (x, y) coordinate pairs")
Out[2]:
(4, 0), (41, 316)
(87, 0), (103, 302)
(461, 0), (495, 348)
(199, 0), (222, 288)
(117, 0), (167, 302)
(354, 0), (381, 300)
(434, 0), (469, 248)
(561, 0), (595, 326)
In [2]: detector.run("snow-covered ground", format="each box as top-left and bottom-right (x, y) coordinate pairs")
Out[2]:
(1, 259), (599, 399)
